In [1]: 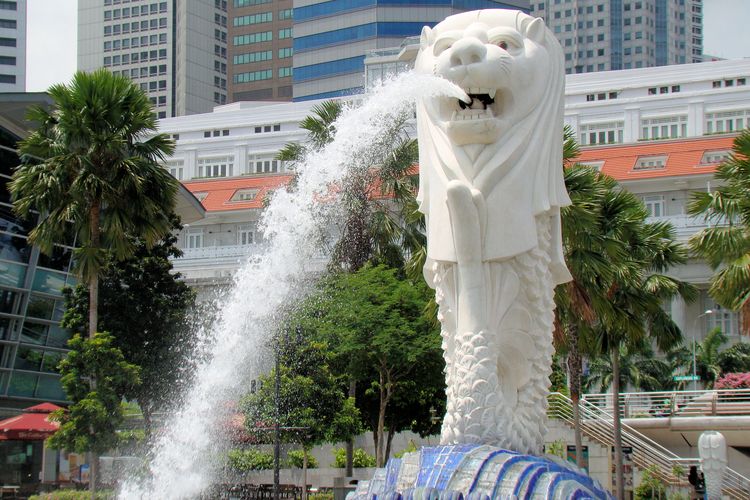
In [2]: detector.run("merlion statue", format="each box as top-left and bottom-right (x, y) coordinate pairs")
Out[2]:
(699, 430), (727, 499)
(414, 9), (570, 454)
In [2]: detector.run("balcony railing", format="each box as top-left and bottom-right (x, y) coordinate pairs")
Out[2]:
(646, 213), (728, 239)
(177, 243), (261, 261)
(582, 389), (750, 418)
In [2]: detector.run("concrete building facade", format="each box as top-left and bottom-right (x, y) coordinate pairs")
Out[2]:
(0, 0), (26, 92)
(529, 0), (703, 74)
(290, 0), (529, 101)
(78, 0), (229, 118)
(228, 0), (294, 102)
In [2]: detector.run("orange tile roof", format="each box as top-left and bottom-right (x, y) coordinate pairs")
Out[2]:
(183, 135), (738, 212)
(575, 135), (737, 181)
(183, 174), (292, 212)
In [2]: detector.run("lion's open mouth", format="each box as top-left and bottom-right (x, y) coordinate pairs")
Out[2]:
(451, 87), (500, 121)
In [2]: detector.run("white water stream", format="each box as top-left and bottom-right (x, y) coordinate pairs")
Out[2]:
(119, 72), (467, 499)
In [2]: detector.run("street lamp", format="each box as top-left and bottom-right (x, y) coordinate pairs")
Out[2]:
(692, 309), (714, 391)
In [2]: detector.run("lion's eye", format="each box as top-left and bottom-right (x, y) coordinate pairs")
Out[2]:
(498, 41), (508, 50)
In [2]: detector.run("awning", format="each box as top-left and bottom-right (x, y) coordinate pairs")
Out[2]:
(0, 403), (63, 440)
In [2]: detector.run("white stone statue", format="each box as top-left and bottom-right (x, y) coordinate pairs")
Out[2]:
(699, 430), (727, 500)
(414, 9), (570, 454)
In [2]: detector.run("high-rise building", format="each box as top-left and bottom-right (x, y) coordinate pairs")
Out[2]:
(77, 0), (229, 118)
(228, 0), (294, 102)
(0, 0), (26, 92)
(529, 0), (703, 74)
(290, 0), (530, 101)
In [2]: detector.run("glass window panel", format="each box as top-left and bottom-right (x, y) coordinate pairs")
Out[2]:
(0, 204), (34, 235)
(7, 372), (37, 397)
(37, 246), (73, 272)
(35, 374), (66, 400)
(46, 325), (72, 349)
(0, 288), (19, 314)
(0, 261), (26, 288)
(19, 322), (47, 345)
(14, 346), (44, 371)
(0, 343), (14, 367)
(0, 317), (17, 341)
(26, 295), (56, 320)
(42, 351), (64, 373)
(0, 231), (30, 263)
(32, 269), (69, 295)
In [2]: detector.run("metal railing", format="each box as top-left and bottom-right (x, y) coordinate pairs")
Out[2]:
(582, 389), (750, 418)
(548, 392), (750, 499)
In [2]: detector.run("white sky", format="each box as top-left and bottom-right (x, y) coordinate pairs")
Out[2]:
(24, 0), (750, 92)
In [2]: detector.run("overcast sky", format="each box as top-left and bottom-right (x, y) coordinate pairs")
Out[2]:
(25, 0), (750, 92)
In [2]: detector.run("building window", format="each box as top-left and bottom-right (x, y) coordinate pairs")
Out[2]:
(278, 28), (292, 39)
(237, 224), (256, 245)
(233, 31), (272, 46)
(185, 229), (204, 249)
(705, 110), (749, 135)
(579, 121), (624, 145)
(640, 116), (688, 140)
(642, 195), (665, 217)
(166, 160), (184, 180)
(233, 69), (273, 83)
(278, 67), (292, 78)
(233, 50), (272, 65)
(634, 155), (668, 171)
(197, 156), (234, 178)
(231, 189), (259, 202)
(700, 150), (731, 165)
(233, 12), (272, 26)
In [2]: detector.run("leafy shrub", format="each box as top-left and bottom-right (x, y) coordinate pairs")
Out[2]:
(715, 372), (750, 389)
(227, 448), (274, 471)
(634, 465), (667, 500)
(394, 441), (417, 459)
(718, 343), (750, 374)
(286, 449), (318, 468)
(331, 447), (376, 468)
(309, 494), (334, 500)
(30, 491), (114, 500)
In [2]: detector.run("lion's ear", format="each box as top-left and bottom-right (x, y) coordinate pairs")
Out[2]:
(524, 17), (545, 43)
(420, 26), (435, 47)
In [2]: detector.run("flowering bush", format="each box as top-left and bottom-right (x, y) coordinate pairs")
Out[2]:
(715, 372), (750, 389)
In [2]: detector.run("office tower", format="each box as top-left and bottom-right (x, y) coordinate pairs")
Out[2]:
(228, 0), (294, 102)
(78, 0), (229, 118)
(291, 0), (530, 101)
(0, 0), (26, 91)
(530, 0), (702, 74)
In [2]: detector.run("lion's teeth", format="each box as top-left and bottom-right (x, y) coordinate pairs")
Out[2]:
(451, 111), (457, 121)
(488, 89), (496, 99)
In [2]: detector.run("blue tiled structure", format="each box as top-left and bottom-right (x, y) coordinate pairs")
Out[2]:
(348, 444), (613, 500)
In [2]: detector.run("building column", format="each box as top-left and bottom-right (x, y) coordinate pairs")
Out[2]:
(184, 149), (198, 180)
(688, 100), (705, 137)
(623, 106), (640, 143)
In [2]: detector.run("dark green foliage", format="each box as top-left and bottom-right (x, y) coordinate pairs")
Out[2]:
(331, 448), (376, 468)
(241, 333), (361, 450)
(286, 449), (318, 468)
(293, 264), (442, 465)
(227, 449), (275, 471)
(61, 219), (197, 435)
(48, 332), (140, 454)
(10, 68), (177, 283)
(718, 342), (750, 374)
(30, 491), (114, 500)
(633, 465), (667, 500)
(689, 129), (750, 320)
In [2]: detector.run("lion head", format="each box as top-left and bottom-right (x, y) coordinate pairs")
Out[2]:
(415, 9), (569, 279)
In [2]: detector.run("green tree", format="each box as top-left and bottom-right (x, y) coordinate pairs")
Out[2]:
(595, 204), (695, 499)
(689, 129), (750, 336)
(241, 333), (361, 499)
(47, 333), (140, 485)
(718, 342), (750, 374)
(585, 344), (674, 393)
(294, 264), (441, 467)
(60, 218), (197, 439)
(10, 69), (177, 340)
(670, 326), (728, 388)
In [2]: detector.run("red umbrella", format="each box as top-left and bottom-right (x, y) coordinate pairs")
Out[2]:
(0, 403), (63, 440)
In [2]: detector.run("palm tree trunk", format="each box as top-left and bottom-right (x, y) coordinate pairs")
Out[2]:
(346, 380), (356, 477)
(385, 428), (395, 464)
(567, 327), (584, 468)
(302, 448), (308, 500)
(88, 200), (101, 339)
(88, 202), (101, 500)
(612, 348), (624, 500)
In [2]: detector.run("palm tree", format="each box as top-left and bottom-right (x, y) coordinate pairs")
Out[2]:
(689, 128), (750, 337)
(585, 344), (674, 394)
(10, 69), (176, 497)
(556, 127), (633, 468)
(670, 326), (728, 388)
(595, 203), (696, 499)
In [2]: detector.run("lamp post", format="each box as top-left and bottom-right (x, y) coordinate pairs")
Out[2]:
(692, 309), (714, 391)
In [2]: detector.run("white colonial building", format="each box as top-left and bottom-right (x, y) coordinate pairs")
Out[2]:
(163, 57), (750, 337)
